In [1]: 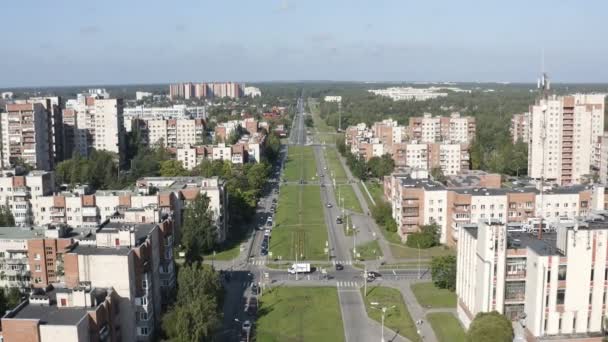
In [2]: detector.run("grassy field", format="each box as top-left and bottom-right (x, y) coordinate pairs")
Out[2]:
(325, 147), (348, 183)
(361, 286), (421, 342)
(427, 313), (466, 342)
(309, 99), (340, 145)
(363, 181), (385, 205)
(337, 184), (362, 213)
(390, 244), (455, 259)
(257, 287), (344, 342)
(411, 282), (457, 308)
(283, 146), (317, 182)
(271, 185), (328, 260)
(354, 240), (383, 261)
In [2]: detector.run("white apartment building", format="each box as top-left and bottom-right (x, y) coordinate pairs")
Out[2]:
(457, 216), (608, 340)
(0, 170), (55, 226)
(93, 99), (126, 159)
(324, 96), (342, 102)
(368, 87), (448, 101)
(528, 94), (605, 185)
(146, 119), (206, 147)
(1, 103), (52, 170)
(136, 91), (153, 100)
(244, 86), (261, 98)
(408, 112), (476, 144)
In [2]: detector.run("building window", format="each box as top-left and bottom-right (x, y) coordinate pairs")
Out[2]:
(140, 312), (148, 321)
(35, 265), (41, 272)
(558, 265), (567, 281)
(557, 289), (566, 305)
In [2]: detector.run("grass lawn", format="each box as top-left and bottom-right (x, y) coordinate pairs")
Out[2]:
(325, 147), (348, 183)
(361, 286), (421, 342)
(427, 313), (466, 342)
(283, 146), (317, 182)
(271, 185), (328, 260)
(362, 181), (385, 206)
(411, 282), (456, 308)
(353, 239), (383, 261)
(257, 287), (344, 342)
(337, 184), (362, 213)
(390, 244), (455, 259)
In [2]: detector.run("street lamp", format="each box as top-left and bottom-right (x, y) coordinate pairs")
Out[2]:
(370, 304), (396, 342)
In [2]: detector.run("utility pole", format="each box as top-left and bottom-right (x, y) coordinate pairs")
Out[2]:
(364, 263), (367, 296)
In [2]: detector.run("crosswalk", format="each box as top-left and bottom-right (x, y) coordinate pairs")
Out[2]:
(250, 259), (266, 266)
(332, 260), (353, 266)
(336, 281), (361, 288)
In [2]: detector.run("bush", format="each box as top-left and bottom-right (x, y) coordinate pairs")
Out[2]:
(466, 311), (513, 342)
(405, 224), (439, 248)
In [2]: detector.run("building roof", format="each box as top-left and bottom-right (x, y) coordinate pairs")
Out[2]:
(0, 226), (46, 240)
(71, 245), (131, 256)
(508, 232), (559, 256)
(398, 177), (446, 191)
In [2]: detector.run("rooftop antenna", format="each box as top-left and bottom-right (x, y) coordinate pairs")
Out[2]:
(538, 48), (550, 240)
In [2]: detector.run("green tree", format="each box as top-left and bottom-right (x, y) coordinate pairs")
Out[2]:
(160, 160), (188, 177)
(430, 166), (446, 183)
(430, 255), (457, 291)
(367, 154), (395, 178)
(405, 223), (440, 249)
(0, 206), (15, 226)
(180, 194), (216, 264)
(162, 262), (223, 342)
(466, 311), (514, 342)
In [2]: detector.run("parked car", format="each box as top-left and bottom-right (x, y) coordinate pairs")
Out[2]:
(251, 284), (259, 295)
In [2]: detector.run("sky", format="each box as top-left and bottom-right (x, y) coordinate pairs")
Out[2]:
(1, 0), (607, 87)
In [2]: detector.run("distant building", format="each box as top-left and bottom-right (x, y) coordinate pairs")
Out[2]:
(368, 87), (449, 101)
(510, 112), (530, 144)
(244, 86), (261, 98)
(169, 82), (243, 100)
(1, 92), (14, 99)
(136, 91), (153, 100)
(408, 112), (476, 144)
(324, 96), (342, 102)
(528, 94), (605, 185)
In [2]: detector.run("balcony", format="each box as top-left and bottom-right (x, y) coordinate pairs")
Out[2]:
(50, 208), (65, 217)
(135, 294), (151, 312)
(506, 271), (526, 280)
(13, 187), (30, 197)
(81, 207), (98, 217)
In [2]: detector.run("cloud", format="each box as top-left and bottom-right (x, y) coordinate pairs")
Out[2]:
(79, 25), (101, 35)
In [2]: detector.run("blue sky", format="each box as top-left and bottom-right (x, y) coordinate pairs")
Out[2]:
(1, 0), (607, 87)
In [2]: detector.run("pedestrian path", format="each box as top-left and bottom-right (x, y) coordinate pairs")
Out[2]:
(332, 260), (353, 265)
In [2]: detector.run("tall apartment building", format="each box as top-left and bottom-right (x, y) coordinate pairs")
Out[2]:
(0, 217), (176, 342)
(383, 171), (605, 245)
(408, 112), (476, 144)
(510, 112), (530, 143)
(528, 94), (606, 185)
(143, 118), (206, 147)
(27, 97), (65, 163)
(93, 99), (126, 161)
(457, 216), (608, 340)
(63, 96), (126, 160)
(169, 82), (242, 100)
(1, 104), (53, 170)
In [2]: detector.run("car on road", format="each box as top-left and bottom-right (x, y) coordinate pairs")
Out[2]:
(326, 203), (333, 208)
(336, 216), (343, 224)
(251, 284), (259, 295)
(269, 207), (275, 213)
(368, 271), (382, 278)
(242, 320), (252, 333)
(324, 167), (328, 170)
(260, 248), (268, 256)
(335, 263), (344, 271)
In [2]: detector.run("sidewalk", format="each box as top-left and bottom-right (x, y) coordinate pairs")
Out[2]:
(336, 149), (395, 262)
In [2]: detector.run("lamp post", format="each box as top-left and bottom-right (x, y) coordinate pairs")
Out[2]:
(370, 305), (396, 342)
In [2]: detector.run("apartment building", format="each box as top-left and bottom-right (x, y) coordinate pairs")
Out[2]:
(0, 170), (55, 226)
(0, 217), (176, 342)
(144, 118), (206, 147)
(1, 103), (53, 170)
(93, 99), (126, 159)
(457, 215), (608, 341)
(244, 86), (261, 98)
(510, 112), (530, 143)
(346, 118), (472, 175)
(215, 120), (242, 142)
(123, 105), (206, 131)
(528, 94), (606, 185)
(136, 176), (228, 242)
(169, 82), (243, 99)
(26, 96), (65, 163)
(175, 132), (265, 169)
(384, 171), (605, 245)
(408, 112), (476, 144)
